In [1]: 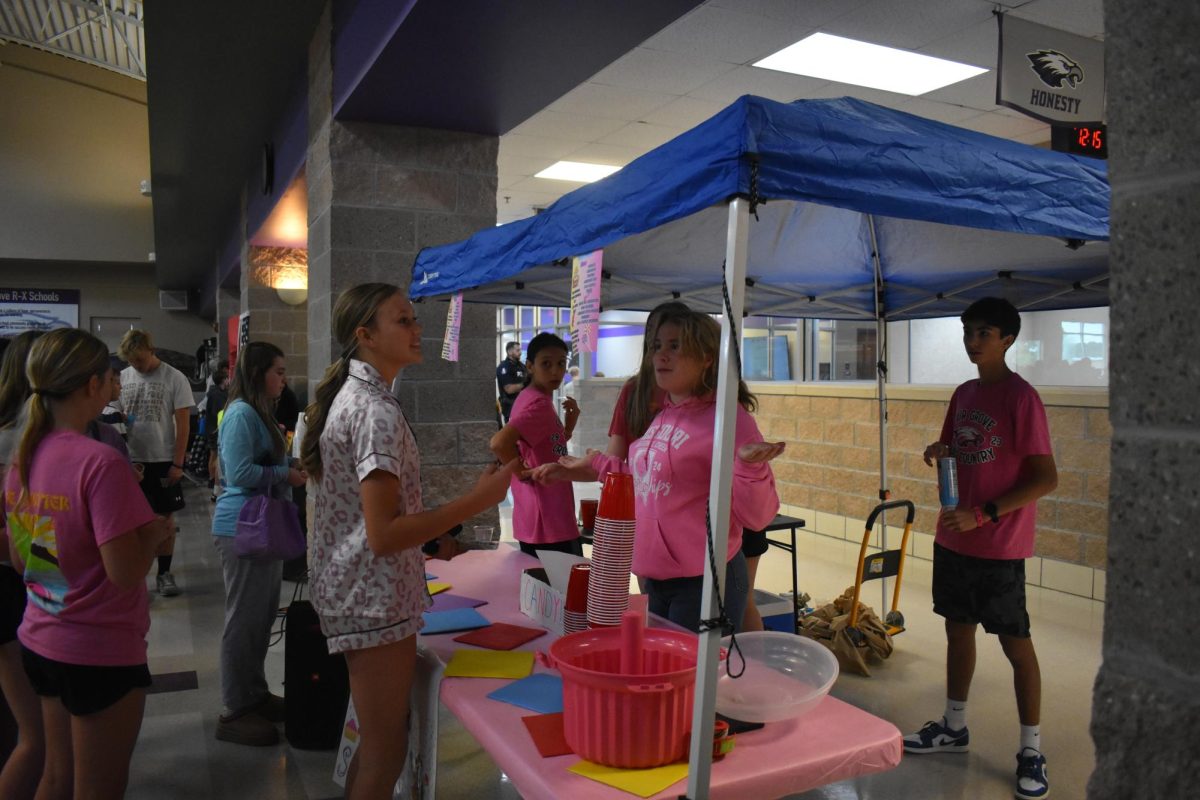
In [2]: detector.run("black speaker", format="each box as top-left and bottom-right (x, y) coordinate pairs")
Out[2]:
(284, 600), (349, 750)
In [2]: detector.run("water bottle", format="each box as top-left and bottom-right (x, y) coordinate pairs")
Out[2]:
(938, 457), (959, 510)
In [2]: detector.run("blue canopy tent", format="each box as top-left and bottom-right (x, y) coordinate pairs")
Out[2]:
(411, 96), (1109, 798)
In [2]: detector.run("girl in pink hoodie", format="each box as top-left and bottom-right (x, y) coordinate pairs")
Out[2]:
(537, 310), (784, 632)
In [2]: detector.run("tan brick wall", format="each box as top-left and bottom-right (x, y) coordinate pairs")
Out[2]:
(758, 384), (1110, 570)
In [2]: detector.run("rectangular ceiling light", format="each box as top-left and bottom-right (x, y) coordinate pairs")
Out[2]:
(753, 32), (988, 95)
(535, 161), (622, 183)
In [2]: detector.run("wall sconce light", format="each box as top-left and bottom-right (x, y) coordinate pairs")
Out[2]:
(274, 267), (308, 305)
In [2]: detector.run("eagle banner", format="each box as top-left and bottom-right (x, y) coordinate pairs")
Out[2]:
(996, 14), (1104, 124)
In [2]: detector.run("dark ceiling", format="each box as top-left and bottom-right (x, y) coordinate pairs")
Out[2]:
(144, 0), (705, 305)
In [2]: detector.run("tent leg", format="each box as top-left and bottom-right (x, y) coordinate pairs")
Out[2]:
(867, 214), (889, 611)
(682, 197), (749, 800)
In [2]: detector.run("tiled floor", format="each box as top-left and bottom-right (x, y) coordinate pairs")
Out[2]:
(125, 484), (1102, 799)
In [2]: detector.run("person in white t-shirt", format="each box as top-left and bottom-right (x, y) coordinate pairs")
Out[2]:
(118, 330), (195, 597)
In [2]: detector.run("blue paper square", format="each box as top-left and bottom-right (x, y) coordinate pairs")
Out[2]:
(420, 607), (489, 635)
(486, 673), (564, 714)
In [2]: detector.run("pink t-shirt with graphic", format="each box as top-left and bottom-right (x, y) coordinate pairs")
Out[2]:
(508, 388), (577, 545)
(935, 373), (1053, 560)
(592, 394), (779, 580)
(4, 430), (156, 666)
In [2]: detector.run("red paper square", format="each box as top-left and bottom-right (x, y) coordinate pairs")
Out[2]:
(452, 622), (547, 650)
(521, 712), (573, 758)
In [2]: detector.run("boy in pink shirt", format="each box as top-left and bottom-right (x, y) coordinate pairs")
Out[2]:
(902, 298), (1057, 800)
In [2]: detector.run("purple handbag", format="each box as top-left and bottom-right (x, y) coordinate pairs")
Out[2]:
(234, 488), (305, 561)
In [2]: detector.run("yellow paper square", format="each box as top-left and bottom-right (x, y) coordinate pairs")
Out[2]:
(568, 759), (688, 798)
(443, 649), (535, 679)
(426, 581), (451, 595)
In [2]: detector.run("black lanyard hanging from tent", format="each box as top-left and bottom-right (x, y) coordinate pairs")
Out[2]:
(697, 260), (749, 679)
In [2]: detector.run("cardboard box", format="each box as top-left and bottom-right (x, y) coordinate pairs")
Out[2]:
(519, 567), (565, 635)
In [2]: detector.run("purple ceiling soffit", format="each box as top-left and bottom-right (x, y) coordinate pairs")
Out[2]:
(335, 0), (706, 134)
(332, 0), (420, 117)
(247, 73), (309, 245)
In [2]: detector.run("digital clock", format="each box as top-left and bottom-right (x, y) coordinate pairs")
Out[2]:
(1050, 123), (1107, 159)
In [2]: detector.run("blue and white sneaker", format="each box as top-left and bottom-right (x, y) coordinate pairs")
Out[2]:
(902, 718), (970, 753)
(1015, 747), (1049, 799)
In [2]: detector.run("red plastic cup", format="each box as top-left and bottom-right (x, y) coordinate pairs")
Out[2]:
(566, 563), (591, 614)
(580, 499), (598, 530)
(597, 472), (634, 519)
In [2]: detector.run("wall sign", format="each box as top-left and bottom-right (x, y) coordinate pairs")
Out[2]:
(0, 287), (80, 336)
(996, 14), (1105, 125)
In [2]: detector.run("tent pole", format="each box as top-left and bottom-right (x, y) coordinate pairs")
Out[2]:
(867, 215), (889, 612)
(683, 196), (749, 800)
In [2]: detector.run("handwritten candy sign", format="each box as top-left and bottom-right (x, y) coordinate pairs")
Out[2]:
(441, 292), (463, 362)
(569, 250), (602, 354)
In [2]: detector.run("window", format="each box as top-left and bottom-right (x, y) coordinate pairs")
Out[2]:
(1061, 321), (1105, 362)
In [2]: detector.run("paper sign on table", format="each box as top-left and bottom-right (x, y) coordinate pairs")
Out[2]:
(426, 581), (452, 595)
(521, 712), (573, 757)
(536, 549), (590, 594)
(443, 649), (535, 679)
(568, 760), (688, 798)
(421, 607), (489, 635)
(486, 673), (563, 714)
(429, 593), (487, 613)
(453, 622), (545, 650)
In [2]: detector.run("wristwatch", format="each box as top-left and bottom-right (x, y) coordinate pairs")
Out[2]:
(983, 501), (1000, 524)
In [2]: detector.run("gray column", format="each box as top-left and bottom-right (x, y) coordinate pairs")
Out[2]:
(306, 3), (500, 526)
(1089, 3), (1200, 797)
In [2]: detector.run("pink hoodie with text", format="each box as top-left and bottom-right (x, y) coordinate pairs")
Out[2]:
(590, 394), (779, 581)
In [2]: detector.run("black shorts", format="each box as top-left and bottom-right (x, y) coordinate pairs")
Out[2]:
(741, 528), (769, 558)
(519, 538), (584, 558)
(932, 543), (1030, 638)
(0, 563), (27, 645)
(22, 647), (151, 715)
(137, 461), (186, 515)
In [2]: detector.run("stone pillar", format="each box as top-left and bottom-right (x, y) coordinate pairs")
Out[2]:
(240, 245), (310, 403)
(1089, 4), (1200, 797)
(306, 3), (500, 524)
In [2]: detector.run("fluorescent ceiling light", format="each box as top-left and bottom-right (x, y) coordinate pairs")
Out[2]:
(535, 161), (621, 183)
(753, 32), (988, 95)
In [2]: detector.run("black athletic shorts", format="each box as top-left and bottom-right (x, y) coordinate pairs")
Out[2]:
(932, 543), (1030, 638)
(519, 538), (584, 558)
(741, 528), (769, 558)
(22, 647), (151, 715)
(0, 563), (27, 645)
(136, 461), (186, 515)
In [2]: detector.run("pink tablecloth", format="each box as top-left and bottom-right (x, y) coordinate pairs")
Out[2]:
(420, 547), (902, 800)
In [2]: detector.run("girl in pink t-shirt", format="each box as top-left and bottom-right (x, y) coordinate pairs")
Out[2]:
(490, 332), (582, 556)
(4, 329), (168, 800)
(536, 310), (785, 632)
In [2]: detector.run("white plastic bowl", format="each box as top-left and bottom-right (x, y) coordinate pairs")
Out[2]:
(715, 631), (839, 723)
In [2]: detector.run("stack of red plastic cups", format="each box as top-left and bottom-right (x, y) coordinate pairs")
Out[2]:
(564, 563), (590, 634)
(587, 472), (636, 628)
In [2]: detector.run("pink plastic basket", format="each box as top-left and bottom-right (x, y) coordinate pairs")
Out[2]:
(549, 627), (698, 768)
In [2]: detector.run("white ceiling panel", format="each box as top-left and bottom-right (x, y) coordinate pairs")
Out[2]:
(499, 134), (583, 160)
(547, 82), (677, 122)
(507, 110), (629, 142)
(639, 95), (730, 129)
(687, 65), (828, 105)
(708, 0), (868, 28)
(589, 46), (739, 95)
(918, 18), (997, 65)
(823, 0), (991, 50)
(562, 142), (645, 165)
(921, 72), (1000, 110)
(1010, 0), (1104, 38)
(595, 121), (684, 150)
(640, 3), (812, 65)
(897, 96), (988, 124)
(958, 110), (1048, 139)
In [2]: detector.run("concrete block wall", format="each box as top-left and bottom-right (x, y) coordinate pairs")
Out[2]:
(1090, 2), (1200, 796)
(243, 246), (309, 402)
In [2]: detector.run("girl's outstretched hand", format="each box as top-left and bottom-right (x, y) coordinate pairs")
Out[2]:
(737, 441), (786, 463)
(475, 459), (519, 506)
(528, 463), (566, 484)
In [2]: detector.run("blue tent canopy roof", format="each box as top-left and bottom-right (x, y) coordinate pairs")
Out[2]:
(410, 96), (1109, 320)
